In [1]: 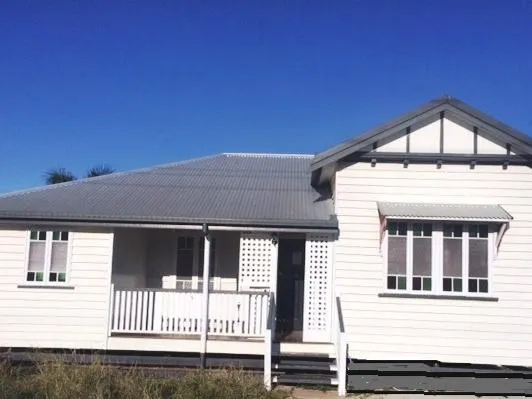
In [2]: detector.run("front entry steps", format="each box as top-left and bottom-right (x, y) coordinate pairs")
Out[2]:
(272, 353), (338, 387)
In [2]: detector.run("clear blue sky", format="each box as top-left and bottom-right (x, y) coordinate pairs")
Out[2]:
(1, 1), (531, 192)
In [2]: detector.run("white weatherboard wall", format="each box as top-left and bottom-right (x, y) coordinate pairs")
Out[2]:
(374, 115), (512, 155)
(334, 162), (532, 367)
(0, 229), (114, 350)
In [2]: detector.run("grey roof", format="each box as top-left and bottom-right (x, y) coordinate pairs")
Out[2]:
(0, 154), (336, 229)
(311, 96), (532, 171)
(377, 202), (512, 221)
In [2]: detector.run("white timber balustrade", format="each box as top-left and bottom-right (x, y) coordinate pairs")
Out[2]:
(332, 296), (347, 397)
(110, 287), (270, 337)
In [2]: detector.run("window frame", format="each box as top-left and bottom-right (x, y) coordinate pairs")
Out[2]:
(176, 235), (219, 291)
(24, 230), (73, 286)
(383, 220), (495, 297)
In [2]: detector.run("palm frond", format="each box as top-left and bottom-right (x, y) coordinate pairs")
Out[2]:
(86, 164), (115, 178)
(44, 168), (76, 185)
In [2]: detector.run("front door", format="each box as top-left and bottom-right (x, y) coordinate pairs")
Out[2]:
(276, 238), (305, 341)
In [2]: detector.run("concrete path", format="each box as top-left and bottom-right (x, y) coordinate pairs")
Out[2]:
(286, 389), (530, 399)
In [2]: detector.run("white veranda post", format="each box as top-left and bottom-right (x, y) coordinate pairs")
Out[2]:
(303, 234), (333, 342)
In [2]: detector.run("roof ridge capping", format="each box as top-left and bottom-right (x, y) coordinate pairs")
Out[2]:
(223, 152), (314, 158)
(310, 95), (532, 172)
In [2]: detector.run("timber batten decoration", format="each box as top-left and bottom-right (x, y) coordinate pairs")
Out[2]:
(238, 233), (277, 291)
(303, 234), (333, 342)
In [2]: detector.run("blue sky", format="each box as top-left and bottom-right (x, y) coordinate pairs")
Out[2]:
(1, 1), (531, 192)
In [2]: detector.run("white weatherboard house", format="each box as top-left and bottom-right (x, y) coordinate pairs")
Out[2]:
(1, 96), (532, 395)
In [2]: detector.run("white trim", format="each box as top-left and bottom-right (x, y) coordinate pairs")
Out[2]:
(384, 221), (495, 298)
(23, 229), (72, 286)
(199, 234), (211, 361)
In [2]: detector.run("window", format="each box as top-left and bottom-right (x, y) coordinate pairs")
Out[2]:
(387, 222), (407, 290)
(386, 222), (493, 296)
(27, 231), (69, 283)
(176, 236), (217, 290)
(443, 224), (463, 292)
(468, 224), (489, 293)
(412, 223), (432, 291)
(176, 237), (194, 277)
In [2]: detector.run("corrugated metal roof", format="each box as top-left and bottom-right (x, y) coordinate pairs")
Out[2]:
(0, 154), (337, 229)
(377, 202), (512, 221)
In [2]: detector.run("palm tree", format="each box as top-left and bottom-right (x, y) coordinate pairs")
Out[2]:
(86, 164), (115, 178)
(44, 168), (76, 185)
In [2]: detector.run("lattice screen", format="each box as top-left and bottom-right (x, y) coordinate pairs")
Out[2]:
(238, 233), (277, 291)
(303, 234), (333, 342)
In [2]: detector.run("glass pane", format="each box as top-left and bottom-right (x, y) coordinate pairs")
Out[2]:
(387, 276), (396, 289)
(454, 278), (463, 292)
(39, 231), (47, 241)
(479, 225), (488, 238)
(468, 279), (478, 293)
(412, 277), (421, 291)
(413, 223), (422, 236)
(36, 272), (44, 282)
(443, 239), (462, 277)
(397, 276), (407, 290)
(28, 242), (46, 272)
(422, 277), (431, 291)
(52, 231), (60, 241)
(387, 222), (397, 235)
(469, 224), (479, 238)
(27, 272), (35, 281)
(413, 238), (431, 276)
(443, 278), (452, 292)
(50, 242), (68, 272)
(388, 237), (406, 274)
(30, 231), (38, 240)
(60, 231), (69, 241)
(469, 239), (488, 277)
(58, 272), (66, 282)
(479, 279), (488, 293)
(398, 223), (407, 236)
(177, 250), (193, 277)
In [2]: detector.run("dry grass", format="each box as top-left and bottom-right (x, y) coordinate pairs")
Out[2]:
(0, 358), (290, 399)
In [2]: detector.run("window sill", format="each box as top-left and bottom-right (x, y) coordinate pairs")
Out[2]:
(17, 284), (75, 290)
(378, 292), (498, 302)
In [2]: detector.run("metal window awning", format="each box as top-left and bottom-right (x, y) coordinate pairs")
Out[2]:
(377, 202), (513, 222)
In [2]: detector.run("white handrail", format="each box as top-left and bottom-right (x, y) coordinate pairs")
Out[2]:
(264, 292), (275, 391)
(333, 296), (347, 396)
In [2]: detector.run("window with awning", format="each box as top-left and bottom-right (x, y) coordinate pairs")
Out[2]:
(378, 202), (511, 297)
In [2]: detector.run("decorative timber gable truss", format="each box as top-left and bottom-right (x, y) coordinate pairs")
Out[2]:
(311, 96), (532, 185)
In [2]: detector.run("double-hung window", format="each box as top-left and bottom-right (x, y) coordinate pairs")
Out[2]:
(27, 230), (70, 283)
(386, 222), (493, 296)
(176, 236), (217, 290)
